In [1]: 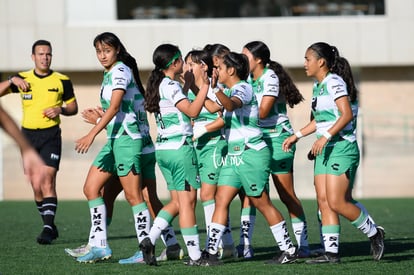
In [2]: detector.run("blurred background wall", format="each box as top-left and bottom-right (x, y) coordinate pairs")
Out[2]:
(0, 0), (413, 200)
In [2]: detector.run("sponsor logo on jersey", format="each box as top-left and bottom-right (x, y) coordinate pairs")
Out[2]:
(22, 94), (32, 100)
(48, 88), (59, 92)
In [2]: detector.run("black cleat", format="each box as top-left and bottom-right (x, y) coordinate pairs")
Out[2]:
(37, 228), (55, 245)
(370, 226), (385, 261)
(306, 252), (340, 264)
(265, 249), (298, 265)
(199, 252), (222, 266)
(139, 237), (157, 265)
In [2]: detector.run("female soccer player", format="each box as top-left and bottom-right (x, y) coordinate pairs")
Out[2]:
(140, 43), (209, 266)
(74, 32), (150, 263)
(282, 42), (385, 263)
(242, 41), (310, 257)
(201, 51), (297, 266)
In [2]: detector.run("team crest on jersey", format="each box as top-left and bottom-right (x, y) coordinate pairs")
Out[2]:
(118, 67), (125, 72)
(319, 87), (324, 95)
(22, 94), (32, 100)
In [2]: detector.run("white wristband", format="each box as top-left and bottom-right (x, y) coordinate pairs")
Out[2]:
(323, 131), (332, 140)
(96, 117), (101, 125)
(193, 126), (208, 140)
(295, 131), (303, 139)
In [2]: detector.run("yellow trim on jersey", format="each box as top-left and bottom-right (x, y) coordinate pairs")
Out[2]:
(16, 70), (75, 129)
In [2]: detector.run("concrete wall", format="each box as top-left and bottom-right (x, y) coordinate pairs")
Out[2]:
(1, 0), (413, 200)
(0, 0), (413, 71)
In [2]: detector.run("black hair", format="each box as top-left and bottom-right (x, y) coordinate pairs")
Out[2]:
(222, 52), (250, 81)
(185, 49), (214, 77)
(244, 41), (304, 108)
(145, 44), (181, 113)
(32, 40), (52, 54)
(93, 32), (146, 98)
(203, 43), (230, 59)
(308, 42), (358, 103)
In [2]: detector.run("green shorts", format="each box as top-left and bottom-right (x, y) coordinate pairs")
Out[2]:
(314, 140), (360, 188)
(195, 138), (227, 185)
(141, 151), (156, 180)
(156, 138), (200, 191)
(93, 136), (142, 177)
(218, 147), (271, 197)
(264, 130), (295, 175)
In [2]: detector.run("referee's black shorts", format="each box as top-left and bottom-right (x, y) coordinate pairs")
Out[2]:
(22, 125), (62, 170)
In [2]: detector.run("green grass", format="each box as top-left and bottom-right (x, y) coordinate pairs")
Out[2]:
(0, 198), (413, 275)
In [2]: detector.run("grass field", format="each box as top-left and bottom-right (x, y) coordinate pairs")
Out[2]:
(0, 198), (413, 275)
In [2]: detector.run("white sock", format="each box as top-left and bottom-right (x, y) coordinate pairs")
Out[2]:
(239, 207), (256, 246)
(88, 197), (107, 248)
(291, 218), (309, 248)
(270, 221), (295, 252)
(132, 202), (150, 244)
(354, 201), (376, 226)
(322, 225), (340, 254)
(181, 226), (201, 261)
(207, 222), (226, 254)
(323, 232), (339, 254)
(203, 200), (215, 248)
(149, 216), (169, 245)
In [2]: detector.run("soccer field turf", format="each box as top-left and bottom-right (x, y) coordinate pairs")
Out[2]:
(0, 198), (412, 274)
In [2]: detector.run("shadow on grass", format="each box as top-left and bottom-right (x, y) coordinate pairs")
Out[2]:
(251, 237), (414, 263)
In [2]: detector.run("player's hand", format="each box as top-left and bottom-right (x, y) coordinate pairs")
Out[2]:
(75, 134), (95, 154)
(82, 108), (101, 125)
(282, 135), (298, 152)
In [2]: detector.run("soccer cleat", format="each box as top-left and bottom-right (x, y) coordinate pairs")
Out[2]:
(305, 252), (340, 264)
(265, 249), (298, 264)
(76, 246), (112, 263)
(65, 244), (91, 257)
(370, 226), (385, 261)
(184, 258), (202, 266)
(236, 244), (254, 259)
(309, 245), (325, 257)
(199, 252), (222, 266)
(119, 250), (145, 264)
(218, 244), (237, 259)
(297, 246), (311, 258)
(139, 237), (157, 265)
(37, 227), (56, 245)
(156, 243), (185, 261)
(156, 248), (168, 262)
(51, 225), (59, 240)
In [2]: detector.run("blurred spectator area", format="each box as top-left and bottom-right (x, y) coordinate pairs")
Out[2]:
(117, 0), (385, 19)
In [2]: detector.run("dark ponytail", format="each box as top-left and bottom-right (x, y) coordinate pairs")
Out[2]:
(145, 44), (181, 113)
(93, 32), (146, 98)
(244, 41), (304, 107)
(308, 42), (358, 103)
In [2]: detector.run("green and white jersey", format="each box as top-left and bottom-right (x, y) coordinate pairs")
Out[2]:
(222, 81), (267, 155)
(138, 110), (155, 154)
(311, 73), (357, 144)
(155, 77), (192, 150)
(100, 61), (143, 140)
(188, 85), (223, 146)
(248, 68), (292, 137)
